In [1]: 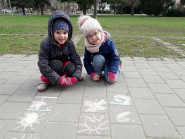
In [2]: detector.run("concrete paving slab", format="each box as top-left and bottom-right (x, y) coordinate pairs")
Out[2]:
(140, 115), (180, 138)
(0, 71), (17, 80)
(5, 132), (40, 139)
(155, 94), (185, 107)
(6, 75), (29, 84)
(84, 86), (107, 97)
(41, 122), (76, 139)
(0, 102), (28, 119)
(0, 84), (22, 95)
(122, 71), (142, 79)
(147, 83), (174, 94)
(125, 78), (147, 88)
(0, 95), (9, 105)
(107, 81), (128, 93)
(49, 104), (81, 122)
(174, 89), (185, 101)
(177, 127), (185, 139)
(0, 120), (15, 139)
(129, 88), (155, 99)
(76, 135), (110, 139)
(111, 124), (145, 139)
(8, 89), (37, 102)
(166, 79), (185, 89)
(133, 99), (165, 115)
(141, 75), (164, 83)
(58, 90), (83, 104)
(164, 107), (185, 126)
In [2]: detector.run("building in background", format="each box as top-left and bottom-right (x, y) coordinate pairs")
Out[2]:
(173, 0), (181, 8)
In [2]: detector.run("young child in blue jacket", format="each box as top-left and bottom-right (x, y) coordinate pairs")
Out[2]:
(78, 15), (121, 83)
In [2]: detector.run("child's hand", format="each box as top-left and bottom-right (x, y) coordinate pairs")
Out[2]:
(59, 76), (77, 86)
(108, 72), (116, 83)
(93, 74), (101, 81)
(90, 72), (100, 82)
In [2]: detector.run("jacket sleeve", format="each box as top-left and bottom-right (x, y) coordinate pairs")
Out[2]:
(108, 40), (120, 73)
(38, 40), (60, 84)
(68, 41), (82, 79)
(83, 48), (94, 74)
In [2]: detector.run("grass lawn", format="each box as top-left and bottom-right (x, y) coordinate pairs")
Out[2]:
(0, 14), (185, 58)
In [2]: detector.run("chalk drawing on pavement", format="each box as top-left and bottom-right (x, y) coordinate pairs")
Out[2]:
(26, 96), (57, 112)
(110, 95), (131, 105)
(117, 112), (131, 122)
(84, 99), (106, 112)
(78, 114), (109, 135)
(13, 112), (46, 131)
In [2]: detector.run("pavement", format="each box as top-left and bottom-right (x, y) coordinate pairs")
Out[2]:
(0, 54), (185, 139)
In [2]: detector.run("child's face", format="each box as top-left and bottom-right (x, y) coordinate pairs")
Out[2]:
(87, 30), (102, 45)
(54, 29), (68, 44)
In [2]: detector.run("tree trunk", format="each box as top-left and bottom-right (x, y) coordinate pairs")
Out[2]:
(40, 5), (44, 15)
(22, 6), (25, 15)
(83, 3), (86, 15)
(1, 0), (5, 9)
(68, 1), (70, 14)
(94, 0), (97, 19)
(131, 0), (135, 16)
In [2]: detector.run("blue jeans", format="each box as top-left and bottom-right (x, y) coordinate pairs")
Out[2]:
(92, 54), (120, 83)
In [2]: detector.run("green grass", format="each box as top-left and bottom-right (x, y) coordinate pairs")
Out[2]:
(0, 14), (185, 58)
(99, 16), (185, 37)
(162, 38), (185, 51)
(0, 35), (45, 54)
(76, 37), (181, 58)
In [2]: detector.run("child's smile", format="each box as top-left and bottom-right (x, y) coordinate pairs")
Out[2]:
(87, 30), (102, 45)
(54, 29), (68, 44)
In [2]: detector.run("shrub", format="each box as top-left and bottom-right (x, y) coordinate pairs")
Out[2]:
(166, 9), (185, 17)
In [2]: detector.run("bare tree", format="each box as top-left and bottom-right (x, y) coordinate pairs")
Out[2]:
(94, 0), (97, 18)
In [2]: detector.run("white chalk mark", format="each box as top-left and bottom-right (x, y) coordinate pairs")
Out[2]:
(117, 112), (130, 122)
(110, 102), (129, 105)
(30, 101), (46, 109)
(13, 112), (46, 131)
(28, 96), (57, 112)
(35, 96), (58, 99)
(25, 109), (52, 112)
(78, 114), (109, 135)
(110, 95), (131, 105)
(84, 99), (106, 112)
(30, 98), (46, 110)
(29, 98), (50, 112)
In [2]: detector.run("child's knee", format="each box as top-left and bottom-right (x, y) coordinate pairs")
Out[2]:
(49, 60), (63, 74)
(63, 61), (75, 76)
(92, 54), (105, 66)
